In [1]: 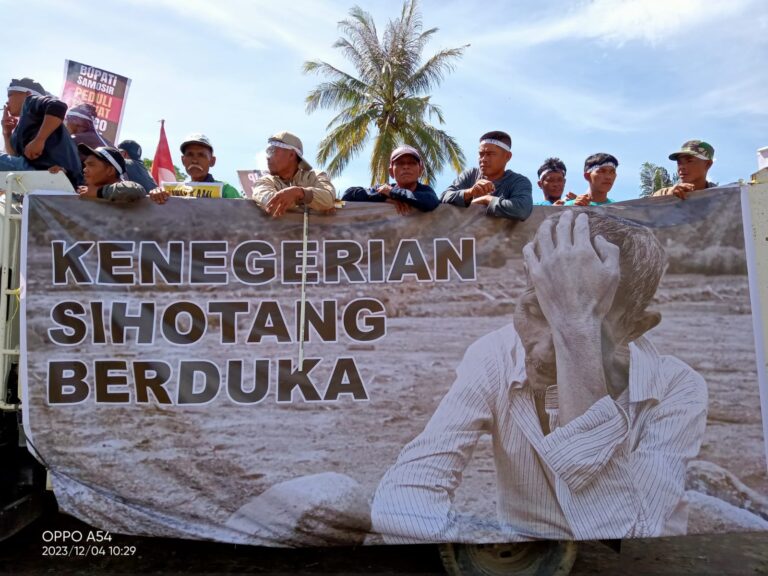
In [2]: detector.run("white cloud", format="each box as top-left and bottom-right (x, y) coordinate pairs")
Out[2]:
(475, 0), (757, 48)
(128, 0), (342, 58)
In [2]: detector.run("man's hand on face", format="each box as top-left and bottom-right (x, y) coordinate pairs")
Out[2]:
(657, 182), (695, 200)
(523, 211), (620, 333)
(149, 187), (170, 204)
(265, 186), (305, 217)
(77, 185), (99, 198)
(1, 105), (17, 136)
(470, 194), (494, 206)
(376, 184), (392, 197)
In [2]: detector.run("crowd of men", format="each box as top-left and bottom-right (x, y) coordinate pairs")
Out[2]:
(1, 77), (717, 218)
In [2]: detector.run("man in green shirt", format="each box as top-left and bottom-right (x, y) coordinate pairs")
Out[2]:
(565, 153), (618, 206)
(149, 133), (242, 203)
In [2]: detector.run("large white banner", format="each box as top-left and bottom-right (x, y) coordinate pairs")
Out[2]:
(21, 188), (768, 546)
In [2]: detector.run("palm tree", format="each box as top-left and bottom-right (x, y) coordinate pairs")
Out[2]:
(303, 0), (467, 185)
(639, 162), (678, 197)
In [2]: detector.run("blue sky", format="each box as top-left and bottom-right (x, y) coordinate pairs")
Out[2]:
(2, 0), (766, 201)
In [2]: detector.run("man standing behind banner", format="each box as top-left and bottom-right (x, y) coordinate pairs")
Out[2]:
(441, 131), (532, 220)
(341, 145), (439, 213)
(653, 140), (717, 200)
(1, 77), (82, 186)
(565, 153), (619, 206)
(149, 133), (242, 203)
(252, 131), (336, 217)
(372, 211), (707, 543)
(75, 144), (146, 201)
(65, 103), (110, 155)
(117, 139), (158, 193)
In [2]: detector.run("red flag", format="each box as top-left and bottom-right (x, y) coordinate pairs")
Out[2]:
(152, 119), (177, 184)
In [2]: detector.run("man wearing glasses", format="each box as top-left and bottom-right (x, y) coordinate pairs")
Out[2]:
(252, 131), (336, 217)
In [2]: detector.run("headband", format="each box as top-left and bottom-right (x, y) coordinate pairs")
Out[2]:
(267, 139), (302, 157)
(7, 85), (43, 98)
(539, 168), (565, 178)
(96, 149), (124, 175)
(66, 111), (95, 123)
(586, 161), (617, 173)
(479, 138), (511, 153)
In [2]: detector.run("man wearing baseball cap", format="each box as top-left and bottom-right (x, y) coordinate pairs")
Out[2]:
(149, 133), (241, 203)
(1, 77), (82, 186)
(441, 131), (532, 220)
(252, 131), (336, 217)
(653, 140), (716, 200)
(75, 144), (147, 201)
(341, 145), (439, 213)
(117, 139), (158, 192)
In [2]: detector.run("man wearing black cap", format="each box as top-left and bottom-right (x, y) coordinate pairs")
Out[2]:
(441, 131), (532, 220)
(341, 145), (439, 213)
(1, 77), (82, 186)
(252, 131), (336, 217)
(653, 140), (717, 200)
(76, 144), (147, 201)
(118, 139), (158, 192)
(149, 133), (241, 203)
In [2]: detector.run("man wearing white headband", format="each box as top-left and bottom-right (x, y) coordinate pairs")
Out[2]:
(76, 144), (147, 202)
(536, 157), (575, 206)
(441, 131), (532, 220)
(1, 77), (82, 186)
(65, 103), (110, 154)
(565, 153), (619, 206)
(252, 131), (336, 217)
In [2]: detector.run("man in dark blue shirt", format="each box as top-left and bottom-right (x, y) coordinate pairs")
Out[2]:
(1, 78), (82, 186)
(441, 131), (532, 220)
(342, 145), (439, 213)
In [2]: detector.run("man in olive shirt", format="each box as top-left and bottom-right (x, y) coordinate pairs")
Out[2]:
(441, 130), (532, 220)
(653, 140), (717, 200)
(252, 131), (336, 217)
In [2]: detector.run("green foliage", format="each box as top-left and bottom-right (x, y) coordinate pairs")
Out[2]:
(304, 0), (467, 185)
(639, 162), (678, 197)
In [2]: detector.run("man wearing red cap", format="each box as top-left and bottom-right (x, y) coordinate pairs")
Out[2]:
(341, 145), (439, 213)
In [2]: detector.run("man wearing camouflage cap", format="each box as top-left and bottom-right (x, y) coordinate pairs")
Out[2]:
(252, 131), (336, 217)
(653, 140), (716, 200)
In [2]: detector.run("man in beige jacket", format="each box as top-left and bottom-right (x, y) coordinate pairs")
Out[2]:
(252, 131), (336, 217)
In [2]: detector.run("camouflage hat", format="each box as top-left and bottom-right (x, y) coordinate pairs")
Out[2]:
(669, 140), (715, 162)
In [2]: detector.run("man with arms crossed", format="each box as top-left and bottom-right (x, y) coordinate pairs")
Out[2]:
(441, 131), (532, 220)
(372, 211), (707, 543)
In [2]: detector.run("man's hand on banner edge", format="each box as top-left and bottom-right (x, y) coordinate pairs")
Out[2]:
(265, 186), (305, 217)
(77, 185), (99, 198)
(149, 187), (170, 204)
